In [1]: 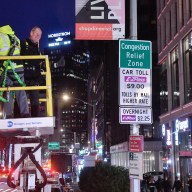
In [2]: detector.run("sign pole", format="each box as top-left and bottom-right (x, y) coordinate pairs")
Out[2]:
(130, 124), (140, 192)
(130, 1), (139, 189)
(118, 1), (152, 191)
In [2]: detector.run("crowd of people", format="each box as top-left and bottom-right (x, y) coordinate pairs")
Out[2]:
(0, 25), (42, 118)
(141, 175), (184, 192)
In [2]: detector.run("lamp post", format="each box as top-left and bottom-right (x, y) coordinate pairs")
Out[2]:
(62, 94), (96, 150)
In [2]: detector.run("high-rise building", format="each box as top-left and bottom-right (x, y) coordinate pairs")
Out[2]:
(44, 38), (89, 153)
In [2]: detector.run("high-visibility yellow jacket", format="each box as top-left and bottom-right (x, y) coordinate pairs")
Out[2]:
(0, 25), (23, 76)
(0, 25), (20, 56)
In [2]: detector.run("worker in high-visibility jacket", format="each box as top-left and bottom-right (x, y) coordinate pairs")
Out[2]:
(0, 25), (30, 118)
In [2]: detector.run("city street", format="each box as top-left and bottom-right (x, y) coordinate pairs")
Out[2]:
(0, 180), (81, 192)
(71, 181), (81, 192)
(0, 181), (18, 191)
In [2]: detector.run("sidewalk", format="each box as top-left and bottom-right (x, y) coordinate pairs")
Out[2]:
(71, 180), (81, 192)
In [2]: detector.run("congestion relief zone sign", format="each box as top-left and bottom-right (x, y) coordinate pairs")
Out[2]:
(119, 39), (152, 124)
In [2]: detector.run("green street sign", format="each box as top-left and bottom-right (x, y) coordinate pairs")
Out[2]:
(48, 142), (60, 150)
(119, 39), (151, 69)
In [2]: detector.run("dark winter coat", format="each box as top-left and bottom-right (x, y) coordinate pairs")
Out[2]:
(20, 38), (41, 84)
(162, 179), (172, 192)
(155, 178), (163, 190)
(172, 179), (182, 191)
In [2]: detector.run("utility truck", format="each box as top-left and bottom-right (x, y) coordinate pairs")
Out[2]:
(0, 55), (55, 191)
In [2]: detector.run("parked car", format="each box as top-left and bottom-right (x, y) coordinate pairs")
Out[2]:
(143, 171), (164, 181)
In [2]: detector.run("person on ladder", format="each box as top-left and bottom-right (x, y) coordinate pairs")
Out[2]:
(0, 25), (30, 118)
(20, 26), (42, 117)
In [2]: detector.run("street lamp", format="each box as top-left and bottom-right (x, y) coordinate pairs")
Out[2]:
(62, 94), (96, 150)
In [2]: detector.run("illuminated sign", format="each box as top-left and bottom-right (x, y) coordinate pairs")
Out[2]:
(75, 0), (125, 40)
(162, 124), (166, 136)
(48, 41), (71, 47)
(175, 118), (189, 132)
(48, 31), (72, 47)
(175, 132), (179, 146)
(161, 124), (172, 147)
(166, 128), (172, 147)
(48, 31), (71, 38)
(174, 118), (189, 146)
(55, 37), (63, 42)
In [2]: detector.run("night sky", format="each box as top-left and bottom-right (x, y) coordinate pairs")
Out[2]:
(1, 0), (75, 50)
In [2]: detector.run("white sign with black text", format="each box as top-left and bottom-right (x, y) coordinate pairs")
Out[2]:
(0, 117), (55, 129)
(119, 107), (152, 124)
(129, 152), (143, 180)
(119, 68), (151, 107)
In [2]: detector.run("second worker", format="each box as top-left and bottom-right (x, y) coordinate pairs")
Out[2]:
(20, 26), (42, 117)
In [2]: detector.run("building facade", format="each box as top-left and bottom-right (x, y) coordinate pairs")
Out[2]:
(157, 0), (192, 189)
(43, 39), (89, 153)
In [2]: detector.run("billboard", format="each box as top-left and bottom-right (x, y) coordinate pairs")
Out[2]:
(75, 0), (125, 40)
(48, 31), (72, 47)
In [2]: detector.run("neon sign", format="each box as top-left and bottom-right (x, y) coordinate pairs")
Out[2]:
(174, 118), (189, 146)
(175, 132), (179, 146)
(48, 31), (71, 38)
(162, 124), (166, 136)
(166, 129), (172, 146)
(175, 118), (189, 132)
(48, 41), (71, 47)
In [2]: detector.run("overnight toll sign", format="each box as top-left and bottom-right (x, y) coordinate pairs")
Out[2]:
(119, 107), (152, 124)
(119, 40), (152, 107)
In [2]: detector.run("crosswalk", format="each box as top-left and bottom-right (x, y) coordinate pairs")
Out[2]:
(0, 182), (18, 192)
(0, 189), (17, 191)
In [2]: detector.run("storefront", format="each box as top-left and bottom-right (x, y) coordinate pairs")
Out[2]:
(110, 140), (162, 173)
(162, 117), (192, 190)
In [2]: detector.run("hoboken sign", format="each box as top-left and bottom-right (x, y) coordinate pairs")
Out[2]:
(48, 31), (71, 38)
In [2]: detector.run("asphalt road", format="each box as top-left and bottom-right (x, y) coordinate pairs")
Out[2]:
(0, 181), (18, 191)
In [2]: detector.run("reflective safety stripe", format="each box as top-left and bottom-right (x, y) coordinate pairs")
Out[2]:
(0, 33), (9, 53)
(0, 33), (20, 56)
(7, 64), (23, 70)
(3, 60), (23, 69)
(13, 36), (20, 55)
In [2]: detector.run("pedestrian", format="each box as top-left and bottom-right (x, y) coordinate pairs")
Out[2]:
(20, 26), (42, 117)
(187, 175), (192, 192)
(155, 176), (163, 192)
(172, 176), (182, 192)
(0, 25), (30, 118)
(141, 179), (148, 192)
(162, 176), (172, 192)
(148, 176), (156, 192)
